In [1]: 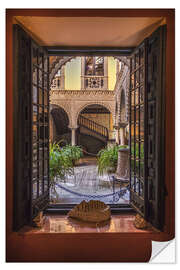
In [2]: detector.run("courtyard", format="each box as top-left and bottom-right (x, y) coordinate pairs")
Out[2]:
(50, 157), (130, 205)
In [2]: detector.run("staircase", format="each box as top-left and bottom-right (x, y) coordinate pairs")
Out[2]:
(77, 115), (109, 155)
(78, 115), (109, 141)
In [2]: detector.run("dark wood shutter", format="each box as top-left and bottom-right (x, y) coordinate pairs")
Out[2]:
(13, 24), (50, 230)
(146, 25), (166, 230)
(129, 25), (166, 230)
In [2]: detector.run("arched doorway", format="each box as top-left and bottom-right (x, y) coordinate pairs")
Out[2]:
(50, 105), (70, 145)
(77, 104), (113, 155)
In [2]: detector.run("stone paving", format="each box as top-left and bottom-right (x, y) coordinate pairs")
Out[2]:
(50, 162), (130, 205)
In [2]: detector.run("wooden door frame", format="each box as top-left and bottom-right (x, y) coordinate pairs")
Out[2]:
(6, 9), (175, 262)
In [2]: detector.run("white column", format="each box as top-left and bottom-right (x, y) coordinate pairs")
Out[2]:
(120, 127), (125, 145)
(70, 127), (78, 146)
(115, 129), (120, 144)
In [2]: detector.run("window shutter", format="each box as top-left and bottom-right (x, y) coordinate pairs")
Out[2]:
(13, 24), (50, 230)
(31, 41), (50, 221)
(129, 25), (166, 230)
(146, 25), (166, 230)
(129, 41), (148, 218)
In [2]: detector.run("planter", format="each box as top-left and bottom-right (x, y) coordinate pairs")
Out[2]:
(115, 147), (130, 181)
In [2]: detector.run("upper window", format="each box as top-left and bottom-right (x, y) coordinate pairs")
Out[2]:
(85, 56), (104, 76)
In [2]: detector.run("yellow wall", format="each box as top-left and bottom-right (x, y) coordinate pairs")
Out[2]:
(65, 57), (116, 90)
(108, 57), (116, 90)
(65, 57), (81, 90)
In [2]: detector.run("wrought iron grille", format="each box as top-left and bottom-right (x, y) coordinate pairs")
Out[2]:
(129, 42), (147, 217)
(31, 42), (50, 219)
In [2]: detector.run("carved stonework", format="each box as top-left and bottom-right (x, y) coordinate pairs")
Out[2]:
(114, 64), (129, 128)
(50, 102), (73, 127)
(115, 148), (130, 181)
(32, 211), (45, 228)
(68, 200), (111, 223)
(133, 214), (148, 229)
(85, 76), (105, 89)
(50, 90), (115, 127)
(49, 56), (74, 84)
(49, 56), (130, 144)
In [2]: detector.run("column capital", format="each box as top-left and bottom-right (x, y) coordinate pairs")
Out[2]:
(68, 125), (79, 130)
(119, 122), (128, 128)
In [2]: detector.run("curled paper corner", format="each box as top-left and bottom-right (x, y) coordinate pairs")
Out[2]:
(150, 239), (175, 263)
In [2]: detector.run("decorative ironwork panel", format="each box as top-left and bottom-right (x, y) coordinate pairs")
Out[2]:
(31, 41), (50, 220)
(146, 26), (166, 229)
(129, 41), (147, 218)
(85, 76), (104, 89)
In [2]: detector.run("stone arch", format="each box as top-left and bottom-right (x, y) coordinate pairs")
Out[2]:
(50, 103), (72, 127)
(74, 101), (115, 127)
(49, 56), (75, 84)
(114, 56), (130, 68)
(50, 104), (70, 136)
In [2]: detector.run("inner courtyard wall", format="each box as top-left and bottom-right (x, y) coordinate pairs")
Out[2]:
(49, 56), (130, 144)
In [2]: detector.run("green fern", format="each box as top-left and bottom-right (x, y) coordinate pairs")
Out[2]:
(49, 142), (83, 188)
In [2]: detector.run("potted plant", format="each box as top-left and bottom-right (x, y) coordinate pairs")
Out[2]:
(49, 142), (73, 198)
(49, 142), (83, 200)
(60, 144), (83, 166)
(97, 145), (128, 175)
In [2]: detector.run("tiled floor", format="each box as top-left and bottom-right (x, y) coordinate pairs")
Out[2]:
(20, 214), (155, 234)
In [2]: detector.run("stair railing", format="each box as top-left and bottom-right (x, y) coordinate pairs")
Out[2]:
(78, 115), (109, 139)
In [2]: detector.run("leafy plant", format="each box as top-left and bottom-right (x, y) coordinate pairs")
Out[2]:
(60, 144), (83, 165)
(49, 142), (73, 185)
(97, 145), (128, 175)
(131, 143), (144, 160)
(49, 142), (83, 195)
(131, 143), (144, 174)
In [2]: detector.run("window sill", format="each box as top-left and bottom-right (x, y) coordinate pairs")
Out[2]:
(18, 213), (158, 236)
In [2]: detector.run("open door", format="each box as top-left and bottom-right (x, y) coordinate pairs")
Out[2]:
(13, 24), (50, 230)
(129, 25), (166, 230)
